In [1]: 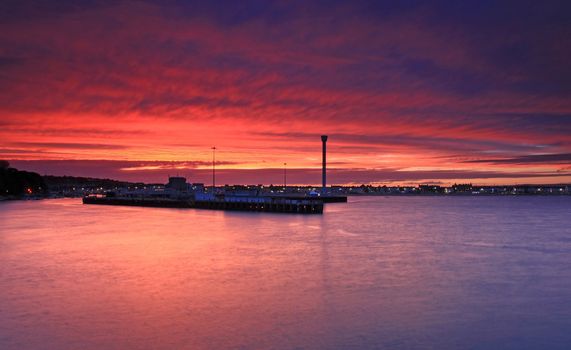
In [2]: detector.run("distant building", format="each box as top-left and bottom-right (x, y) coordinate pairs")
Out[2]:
(452, 183), (473, 192)
(418, 184), (444, 193)
(166, 177), (188, 192)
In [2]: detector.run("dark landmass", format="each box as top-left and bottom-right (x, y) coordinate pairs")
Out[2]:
(229, 183), (570, 196)
(1, 160), (569, 200)
(325, 183), (570, 196)
(43, 175), (144, 197)
(0, 160), (47, 198)
(0, 160), (143, 199)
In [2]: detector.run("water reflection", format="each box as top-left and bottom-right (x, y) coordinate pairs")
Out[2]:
(1, 197), (570, 349)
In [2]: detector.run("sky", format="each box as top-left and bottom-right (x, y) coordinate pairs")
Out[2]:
(1, 0), (570, 185)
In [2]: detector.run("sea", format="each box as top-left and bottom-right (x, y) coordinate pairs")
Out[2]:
(1, 196), (570, 349)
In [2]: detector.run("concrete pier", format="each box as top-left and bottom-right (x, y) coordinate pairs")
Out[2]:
(195, 196), (323, 214)
(83, 195), (323, 214)
(83, 196), (193, 208)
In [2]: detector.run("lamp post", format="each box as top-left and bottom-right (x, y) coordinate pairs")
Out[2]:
(321, 135), (328, 194)
(211, 146), (216, 193)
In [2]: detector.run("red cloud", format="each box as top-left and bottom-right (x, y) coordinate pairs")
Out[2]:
(1, 1), (569, 184)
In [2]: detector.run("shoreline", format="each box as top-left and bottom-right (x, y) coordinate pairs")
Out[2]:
(2, 192), (570, 203)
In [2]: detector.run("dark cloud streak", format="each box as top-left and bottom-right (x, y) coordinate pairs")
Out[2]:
(465, 153), (571, 165)
(11, 142), (129, 150)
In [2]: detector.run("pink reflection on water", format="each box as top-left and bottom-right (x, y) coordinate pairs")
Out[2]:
(1, 197), (570, 349)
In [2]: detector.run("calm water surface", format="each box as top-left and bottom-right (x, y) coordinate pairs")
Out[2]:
(1, 197), (570, 349)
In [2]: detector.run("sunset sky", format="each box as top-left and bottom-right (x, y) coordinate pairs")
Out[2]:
(1, 0), (570, 185)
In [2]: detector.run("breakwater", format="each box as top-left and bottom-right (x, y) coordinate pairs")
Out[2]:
(83, 195), (324, 214)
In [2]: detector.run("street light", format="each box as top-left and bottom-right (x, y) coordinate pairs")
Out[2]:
(211, 146), (216, 193)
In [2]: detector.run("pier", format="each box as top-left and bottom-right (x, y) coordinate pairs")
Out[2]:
(81, 135), (347, 214)
(194, 196), (323, 214)
(83, 195), (324, 214)
(83, 196), (193, 208)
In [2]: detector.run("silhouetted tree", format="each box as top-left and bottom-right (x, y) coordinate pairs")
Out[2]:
(0, 161), (47, 197)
